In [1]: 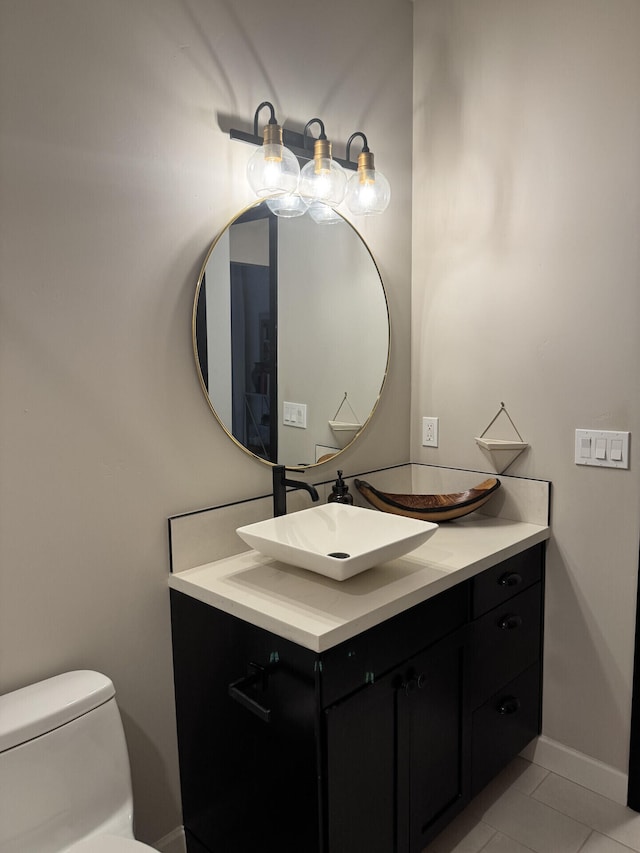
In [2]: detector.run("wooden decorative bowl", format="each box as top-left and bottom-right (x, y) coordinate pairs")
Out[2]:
(354, 477), (501, 522)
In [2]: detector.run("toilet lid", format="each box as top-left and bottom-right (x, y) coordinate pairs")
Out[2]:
(66, 834), (156, 852)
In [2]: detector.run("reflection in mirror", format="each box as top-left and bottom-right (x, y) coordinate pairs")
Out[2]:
(193, 201), (389, 468)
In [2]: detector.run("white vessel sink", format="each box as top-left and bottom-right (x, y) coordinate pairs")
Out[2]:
(236, 503), (438, 581)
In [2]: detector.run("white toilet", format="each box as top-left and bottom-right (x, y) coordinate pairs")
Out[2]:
(0, 670), (157, 852)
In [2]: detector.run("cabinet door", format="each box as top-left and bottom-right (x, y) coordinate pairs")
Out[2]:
(171, 591), (320, 853)
(397, 629), (468, 853)
(324, 680), (395, 853)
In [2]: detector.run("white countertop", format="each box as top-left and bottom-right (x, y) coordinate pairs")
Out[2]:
(169, 514), (550, 652)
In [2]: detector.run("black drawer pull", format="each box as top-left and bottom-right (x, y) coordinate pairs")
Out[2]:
(497, 613), (523, 630)
(498, 571), (523, 588)
(228, 662), (273, 723)
(400, 673), (426, 695)
(496, 695), (521, 715)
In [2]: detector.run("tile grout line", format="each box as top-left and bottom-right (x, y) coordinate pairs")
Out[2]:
(484, 828), (539, 853)
(529, 779), (640, 851)
(476, 826), (499, 852)
(521, 772), (640, 853)
(575, 829), (595, 853)
(527, 765), (551, 796)
(425, 762), (640, 853)
(576, 830), (640, 853)
(474, 779), (593, 853)
(526, 775), (600, 833)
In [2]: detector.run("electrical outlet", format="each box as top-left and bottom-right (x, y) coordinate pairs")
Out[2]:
(422, 417), (439, 447)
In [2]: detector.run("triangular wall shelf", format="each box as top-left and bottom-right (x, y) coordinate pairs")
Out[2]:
(475, 403), (529, 473)
(329, 393), (362, 447)
(475, 438), (529, 452)
(329, 420), (361, 433)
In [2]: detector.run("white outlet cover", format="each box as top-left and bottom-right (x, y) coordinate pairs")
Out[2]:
(422, 417), (439, 447)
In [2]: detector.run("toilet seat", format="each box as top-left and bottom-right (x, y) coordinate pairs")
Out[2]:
(66, 834), (156, 852)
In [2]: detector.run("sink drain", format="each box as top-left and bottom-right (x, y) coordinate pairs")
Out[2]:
(327, 552), (350, 559)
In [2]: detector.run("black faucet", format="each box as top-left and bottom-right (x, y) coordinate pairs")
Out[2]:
(272, 465), (320, 517)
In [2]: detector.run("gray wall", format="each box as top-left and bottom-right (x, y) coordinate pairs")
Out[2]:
(413, 0), (640, 776)
(0, 0), (413, 845)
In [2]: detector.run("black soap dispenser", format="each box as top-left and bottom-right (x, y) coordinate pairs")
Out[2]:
(328, 470), (354, 505)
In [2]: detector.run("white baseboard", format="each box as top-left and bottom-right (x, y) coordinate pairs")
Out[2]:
(152, 826), (186, 853)
(521, 735), (629, 805)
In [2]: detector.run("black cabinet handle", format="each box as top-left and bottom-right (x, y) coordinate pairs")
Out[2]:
(498, 571), (523, 588)
(400, 673), (426, 695)
(497, 613), (523, 630)
(228, 662), (273, 723)
(401, 677), (417, 695)
(496, 695), (521, 715)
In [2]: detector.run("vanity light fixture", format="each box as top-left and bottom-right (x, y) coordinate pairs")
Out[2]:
(344, 132), (391, 215)
(298, 119), (347, 209)
(229, 102), (390, 218)
(245, 102), (301, 198)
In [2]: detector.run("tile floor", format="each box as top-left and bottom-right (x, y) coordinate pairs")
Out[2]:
(423, 757), (640, 853)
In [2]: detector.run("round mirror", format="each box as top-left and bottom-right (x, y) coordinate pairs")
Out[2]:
(193, 200), (390, 468)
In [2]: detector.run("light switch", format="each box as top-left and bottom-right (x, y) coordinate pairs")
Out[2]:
(575, 429), (630, 468)
(283, 401), (307, 429)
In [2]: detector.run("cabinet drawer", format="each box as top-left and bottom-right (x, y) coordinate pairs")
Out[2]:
(471, 663), (541, 796)
(320, 582), (467, 707)
(471, 545), (543, 618)
(470, 583), (542, 707)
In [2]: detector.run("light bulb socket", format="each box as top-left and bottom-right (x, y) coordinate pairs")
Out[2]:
(263, 123), (283, 147)
(358, 150), (375, 173)
(314, 137), (332, 165)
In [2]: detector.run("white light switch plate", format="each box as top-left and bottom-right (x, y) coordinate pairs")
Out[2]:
(283, 401), (307, 429)
(574, 429), (630, 468)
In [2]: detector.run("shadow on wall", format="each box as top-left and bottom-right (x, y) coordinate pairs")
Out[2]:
(197, 0), (409, 141)
(543, 537), (629, 770)
(414, 3), (518, 264)
(120, 708), (181, 845)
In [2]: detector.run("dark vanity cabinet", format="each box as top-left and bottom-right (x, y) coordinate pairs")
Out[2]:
(170, 543), (544, 853)
(468, 547), (544, 796)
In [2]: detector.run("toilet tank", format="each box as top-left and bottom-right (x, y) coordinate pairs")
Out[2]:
(0, 671), (135, 853)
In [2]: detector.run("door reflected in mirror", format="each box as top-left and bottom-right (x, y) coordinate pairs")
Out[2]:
(193, 201), (389, 468)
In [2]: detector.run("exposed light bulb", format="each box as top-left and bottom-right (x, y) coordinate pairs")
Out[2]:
(299, 137), (347, 208)
(246, 123), (300, 197)
(345, 152), (390, 216)
(343, 134), (391, 216)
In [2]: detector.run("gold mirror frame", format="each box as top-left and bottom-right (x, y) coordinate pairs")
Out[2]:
(192, 201), (390, 469)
